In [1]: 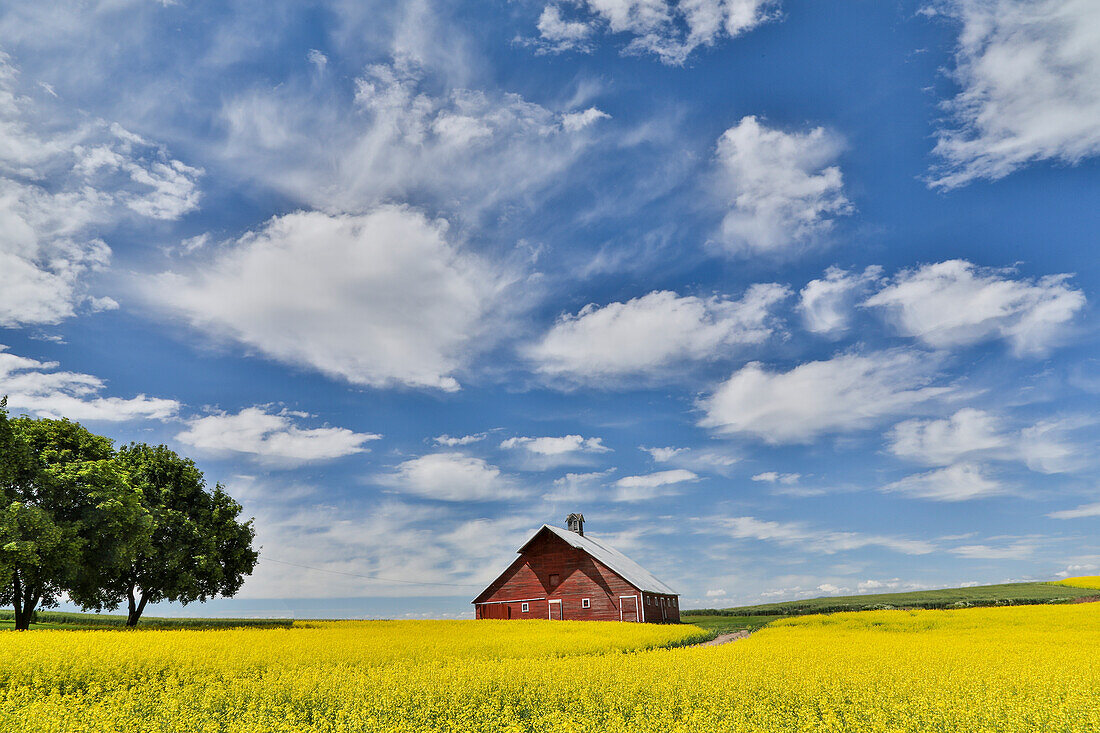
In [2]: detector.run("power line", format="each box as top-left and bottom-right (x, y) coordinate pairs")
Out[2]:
(262, 557), (483, 588)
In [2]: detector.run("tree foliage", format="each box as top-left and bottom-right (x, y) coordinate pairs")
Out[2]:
(94, 443), (259, 626)
(0, 405), (149, 629)
(0, 400), (257, 629)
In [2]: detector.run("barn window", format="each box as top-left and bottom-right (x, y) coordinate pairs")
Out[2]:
(582, 598), (590, 609)
(549, 574), (560, 588)
(521, 602), (529, 613)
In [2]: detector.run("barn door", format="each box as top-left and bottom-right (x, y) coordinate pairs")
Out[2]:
(619, 595), (639, 622)
(548, 599), (563, 620)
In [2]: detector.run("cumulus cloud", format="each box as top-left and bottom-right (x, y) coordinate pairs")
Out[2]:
(613, 468), (698, 501)
(175, 407), (381, 467)
(888, 409), (1009, 465)
(880, 463), (1004, 502)
(501, 434), (610, 455)
(531, 0), (780, 64)
(706, 515), (936, 555)
(378, 452), (521, 502)
(798, 266), (882, 336)
(501, 434), (612, 470)
(527, 284), (789, 383)
(929, 0), (1100, 188)
(699, 350), (949, 444)
(220, 57), (603, 219)
(864, 260), (1085, 355)
(0, 345), (179, 421)
(149, 207), (513, 391)
(0, 53), (201, 327)
(712, 116), (851, 257)
(888, 408), (1081, 474)
(534, 5), (595, 53)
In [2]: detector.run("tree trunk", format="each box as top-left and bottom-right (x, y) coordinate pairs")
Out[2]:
(126, 585), (149, 627)
(11, 571), (37, 631)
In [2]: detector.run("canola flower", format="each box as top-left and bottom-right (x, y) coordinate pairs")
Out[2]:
(1053, 575), (1100, 590)
(1, 604), (1099, 732)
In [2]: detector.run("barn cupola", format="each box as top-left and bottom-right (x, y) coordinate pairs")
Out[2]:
(566, 512), (584, 536)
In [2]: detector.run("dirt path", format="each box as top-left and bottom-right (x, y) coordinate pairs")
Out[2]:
(696, 630), (751, 647)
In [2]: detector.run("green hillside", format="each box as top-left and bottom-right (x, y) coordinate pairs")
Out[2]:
(685, 581), (1096, 619)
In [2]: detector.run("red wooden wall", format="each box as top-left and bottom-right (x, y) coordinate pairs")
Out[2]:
(473, 529), (679, 623)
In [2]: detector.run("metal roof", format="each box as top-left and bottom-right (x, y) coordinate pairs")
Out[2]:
(525, 524), (678, 595)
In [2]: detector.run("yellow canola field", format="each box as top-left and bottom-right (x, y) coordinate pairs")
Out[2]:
(1053, 575), (1100, 590)
(1, 604), (1099, 732)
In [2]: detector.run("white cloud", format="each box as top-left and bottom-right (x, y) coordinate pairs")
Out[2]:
(306, 49), (327, 70)
(220, 57), (602, 219)
(816, 583), (845, 594)
(532, 0), (780, 64)
(641, 446), (685, 462)
(546, 469), (615, 502)
(641, 445), (740, 474)
(929, 0), (1100, 188)
(751, 471), (801, 484)
(501, 434), (612, 470)
(705, 588), (727, 597)
(561, 106), (611, 132)
(613, 468), (698, 501)
(707, 515), (936, 555)
(149, 207), (513, 391)
(534, 5), (595, 52)
(378, 452), (520, 502)
(880, 463), (1004, 502)
(889, 409), (1083, 474)
(0, 53), (201, 327)
(864, 260), (1085, 355)
(527, 285), (789, 383)
(433, 433), (487, 447)
(1018, 418), (1083, 474)
(888, 408), (1009, 465)
(699, 350), (949, 444)
(175, 407), (380, 467)
(501, 435), (611, 455)
(949, 542), (1035, 560)
(1048, 502), (1100, 520)
(712, 116), (851, 257)
(0, 345), (179, 422)
(798, 266), (882, 336)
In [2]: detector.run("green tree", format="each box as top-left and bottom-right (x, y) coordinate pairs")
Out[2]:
(94, 444), (258, 626)
(0, 407), (149, 630)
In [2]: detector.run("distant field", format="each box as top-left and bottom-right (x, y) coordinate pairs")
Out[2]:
(683, 581), (1097, 618)
(1054, 576), (1100, 591)
(0, 609), (292, 631)
(2, 608), (1098, 731)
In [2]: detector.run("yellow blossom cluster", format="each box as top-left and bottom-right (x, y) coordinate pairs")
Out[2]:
(1053, 576), (1100, 590)
(1, 604), (1098, 732)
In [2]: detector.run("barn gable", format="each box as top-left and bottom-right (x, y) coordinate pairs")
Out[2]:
(471, 519), (680, 623)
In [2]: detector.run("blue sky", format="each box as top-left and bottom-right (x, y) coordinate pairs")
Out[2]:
(2, 0), (1100, 619)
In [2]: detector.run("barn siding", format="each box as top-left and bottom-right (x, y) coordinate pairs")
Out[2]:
(473, 530), (678, 623)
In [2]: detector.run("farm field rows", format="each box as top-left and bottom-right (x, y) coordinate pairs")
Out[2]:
(1, 604), (1098, 732)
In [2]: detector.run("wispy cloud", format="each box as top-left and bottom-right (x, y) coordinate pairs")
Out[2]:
(0, 345), (178, 422)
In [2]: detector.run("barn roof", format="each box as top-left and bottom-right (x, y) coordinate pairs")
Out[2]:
(522, 524), (678, 596)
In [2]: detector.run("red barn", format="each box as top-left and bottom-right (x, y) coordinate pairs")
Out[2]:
(472, 514), (680, 623)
